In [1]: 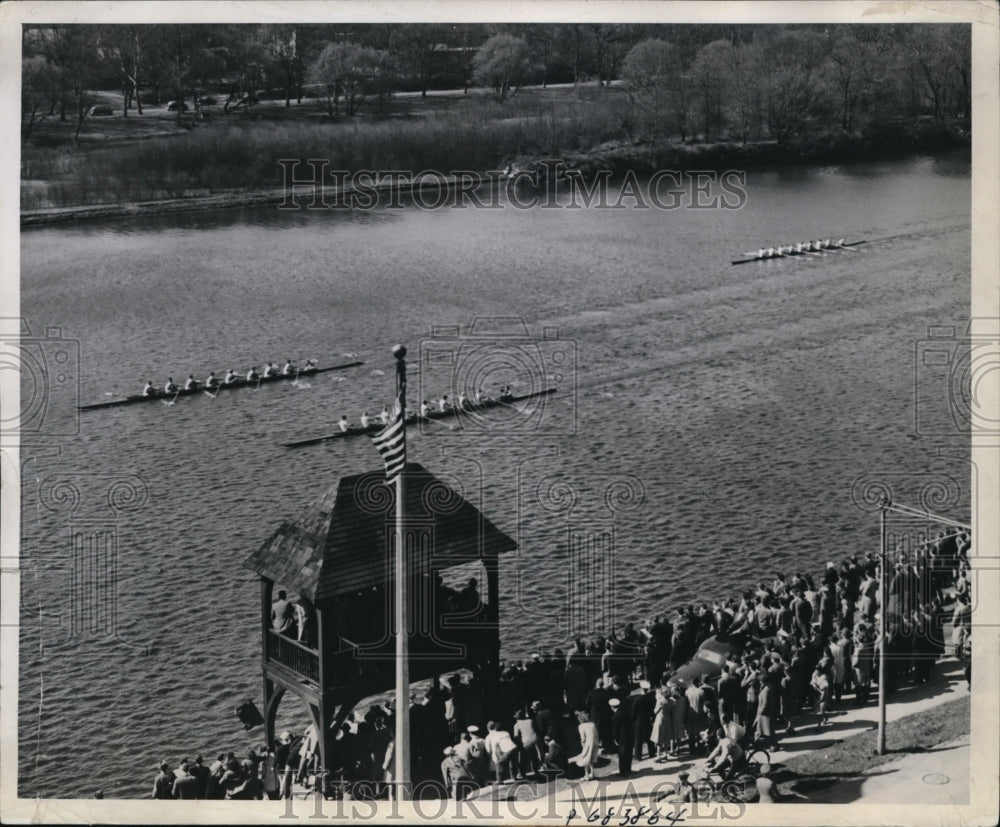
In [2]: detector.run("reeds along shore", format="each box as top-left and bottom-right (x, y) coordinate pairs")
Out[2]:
(22, 91), (967, 211)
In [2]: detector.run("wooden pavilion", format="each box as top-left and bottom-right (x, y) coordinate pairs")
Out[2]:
(242, 463), (516, 779)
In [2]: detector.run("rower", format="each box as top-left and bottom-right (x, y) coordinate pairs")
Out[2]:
(458, 391), (468, 410)
(303, 359), (317, 372)
(822, 238), (831, 248)
(473, 388), (484, 406)
(835, 237), (845, 247)
(164, 377), (178, 394)
(360, 411), (372, 428)
(439, 395), (451, 413)
(142, 380), (155, 397)
(757, 248), (766, 258)
(247, 366), (260, 382)
(379, 406), (390, 425)
(184, 374), (199, 391)
(282, 359), (297, 376)
(224, 369), (238, 385)
(420, 399), (430, 417)
(263, 362), (277, 378)
(338, 415), (349, 432)
(205, 371), (219, 390)
(502, 386), (514, 402)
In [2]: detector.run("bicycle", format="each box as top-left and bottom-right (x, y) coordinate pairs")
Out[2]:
(697, 743), (771, 803)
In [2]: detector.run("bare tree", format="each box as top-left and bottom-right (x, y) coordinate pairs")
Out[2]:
(472, 33), (530, 102)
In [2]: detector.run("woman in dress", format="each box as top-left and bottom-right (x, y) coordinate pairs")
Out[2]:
(669, 685), (687, 757)
(651, 683), (675, 761)
(569, 711), (599, 781)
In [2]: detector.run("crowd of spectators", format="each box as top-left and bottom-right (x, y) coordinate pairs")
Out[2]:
(153, 528), (972, 800)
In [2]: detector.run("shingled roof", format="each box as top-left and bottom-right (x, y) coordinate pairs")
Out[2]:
(243, 463), (516, 603)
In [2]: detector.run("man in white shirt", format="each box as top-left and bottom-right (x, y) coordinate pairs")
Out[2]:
(484, 721), (517, 785)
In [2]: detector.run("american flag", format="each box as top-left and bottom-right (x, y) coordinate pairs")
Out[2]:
(371, 398), (405, 483)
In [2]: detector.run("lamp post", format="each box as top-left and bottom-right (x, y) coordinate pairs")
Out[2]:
(877, 493), (889, 755)
(392, 344), (410, 799)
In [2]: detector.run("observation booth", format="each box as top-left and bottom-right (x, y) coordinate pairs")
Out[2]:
(242, 462), (516, 780)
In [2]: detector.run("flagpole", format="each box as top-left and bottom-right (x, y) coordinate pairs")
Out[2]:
(392, 344), (410, 800)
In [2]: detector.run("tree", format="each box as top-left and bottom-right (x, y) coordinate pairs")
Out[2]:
(753, 29), (830, 143)
(21, 54), (58, 141)
(690, 39), (731, 140)
(309, 41), (383, 116)
(622, 39), (676, 138)
(98, 25), (143, 116)
(472, 33), (530, 102)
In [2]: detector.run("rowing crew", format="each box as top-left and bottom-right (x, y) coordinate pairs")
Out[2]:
(755, 238), (845, 259)
(335, 386), (517, 432)
(141, 359), (318, 396)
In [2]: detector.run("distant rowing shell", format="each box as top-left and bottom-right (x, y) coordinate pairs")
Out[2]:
(78, 361), (363, 411)
(281, 388), (557, 448)
(731, 240), (866, 265)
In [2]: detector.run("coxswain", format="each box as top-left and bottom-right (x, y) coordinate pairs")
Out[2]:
(282, 359), (297, 376)
(164, 377), (178, 394)
(205, 371), (219, 390)
(142, 380), (156, 397)
(224, 369), (238, 385)
(303, 359), (317, 372)
(379, 406), (390, 425)
(360, 411), (372, 428)
(247, 366), (259, 382)
(263, 362), (276, 378)
(420, 399), (430, 417)
(501, 386), (514, 402)
(338, 416), (349, 432)
(184, 374), (199, 391)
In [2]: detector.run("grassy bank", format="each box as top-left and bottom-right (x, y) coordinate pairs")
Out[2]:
(777, 693), (970, 801)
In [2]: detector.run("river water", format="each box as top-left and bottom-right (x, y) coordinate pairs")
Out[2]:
(18, 153), (971, 798)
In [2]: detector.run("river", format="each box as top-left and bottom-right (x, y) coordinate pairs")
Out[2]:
(17, 152), (971, 797)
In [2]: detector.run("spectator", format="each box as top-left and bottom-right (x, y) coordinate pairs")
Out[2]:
(569, 710), (599, 781)
(152, 761), (175, 799)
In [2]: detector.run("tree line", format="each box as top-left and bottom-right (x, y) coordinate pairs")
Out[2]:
(22, 23), (969, 145)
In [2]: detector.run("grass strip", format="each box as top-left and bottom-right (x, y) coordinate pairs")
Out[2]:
(779, 694), (970, 800)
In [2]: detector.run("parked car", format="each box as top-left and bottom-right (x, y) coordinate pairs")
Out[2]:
(667, 634), (748, 689)
(88, 105), (115, 117)
(165, 100), (189, 112)
(198, 96), (217, 106)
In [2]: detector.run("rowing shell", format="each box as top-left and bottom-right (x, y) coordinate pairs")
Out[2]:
(78, 361), (363, 411)
(731, 240), (866, 266)
(281, 388), (557, 448)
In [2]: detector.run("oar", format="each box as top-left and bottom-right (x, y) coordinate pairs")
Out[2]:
(203, 385), (220, 399)
(418, 414), (458, 432)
